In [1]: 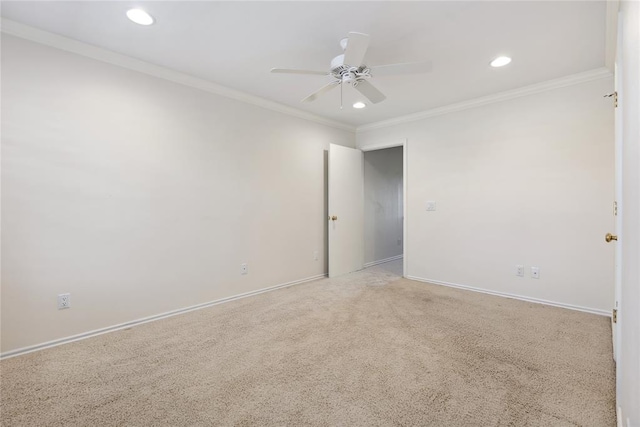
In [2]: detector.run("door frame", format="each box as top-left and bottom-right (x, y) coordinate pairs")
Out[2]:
(360, 138), (408, 277)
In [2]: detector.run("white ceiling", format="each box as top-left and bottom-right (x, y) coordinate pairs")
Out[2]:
(1, 1), (607, 127)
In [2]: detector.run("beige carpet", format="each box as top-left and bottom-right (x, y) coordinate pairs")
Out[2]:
(1, 262), (615, 426)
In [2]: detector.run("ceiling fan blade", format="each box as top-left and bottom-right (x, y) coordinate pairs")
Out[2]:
(354, 80), (386, 104)
(271, 68), (328, 76)
(369, 61), (433, 77)
(302, 81), (340, 103)
(343, 32), (370, 67)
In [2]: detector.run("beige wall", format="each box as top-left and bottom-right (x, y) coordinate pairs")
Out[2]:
(364, 147), (403, 264)
(1, 35), (355, 353)
(357, 77), (615, 313)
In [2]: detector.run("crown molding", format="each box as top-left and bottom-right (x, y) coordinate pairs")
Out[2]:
(0, 18), (356, 133)
(0, 18), (613, 136)
(357, 67), (613, 133)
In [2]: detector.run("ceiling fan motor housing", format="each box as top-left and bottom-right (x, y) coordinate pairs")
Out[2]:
(330, 54), (370, 84)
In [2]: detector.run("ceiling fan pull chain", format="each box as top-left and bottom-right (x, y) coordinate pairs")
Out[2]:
(340, 81), (343, 109)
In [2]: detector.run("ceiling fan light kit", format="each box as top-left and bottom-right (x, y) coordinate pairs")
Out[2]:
(271, 32), (433, 108)
(490, 56), (512, 67)
(126, 8), (154, 26)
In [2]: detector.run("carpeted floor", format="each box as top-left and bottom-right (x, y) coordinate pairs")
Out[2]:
(0, 261), (615, 426)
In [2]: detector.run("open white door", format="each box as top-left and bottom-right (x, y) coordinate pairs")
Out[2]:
(612, 22), (623, 362)
(328, 143), (364, 278)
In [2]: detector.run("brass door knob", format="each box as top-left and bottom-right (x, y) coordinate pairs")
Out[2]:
(605, 233), (618, 242)
(330, 215), (338, 221)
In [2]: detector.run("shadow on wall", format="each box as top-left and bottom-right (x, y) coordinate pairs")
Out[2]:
(324, 149), (329, 274)
(364, 146), (403, 265)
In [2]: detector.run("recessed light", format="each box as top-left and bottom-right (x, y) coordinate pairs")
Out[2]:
(490, 56), (512, 67)
(126, 9), (154, 26)
(353, 102), (366, 109)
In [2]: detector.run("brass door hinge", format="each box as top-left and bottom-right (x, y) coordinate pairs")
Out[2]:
(613, 308), (618, 323)
(604, 92), (618, 108)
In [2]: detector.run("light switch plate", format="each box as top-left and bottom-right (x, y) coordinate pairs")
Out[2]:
(426, 201), (436, 211)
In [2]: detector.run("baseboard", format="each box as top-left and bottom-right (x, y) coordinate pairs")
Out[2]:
(405, 275), (610, 317)
(618, 406), (623, 427)
(364, 255), (403, 268)
(0, 273), (327, 360)
(616, 407), (637, 427)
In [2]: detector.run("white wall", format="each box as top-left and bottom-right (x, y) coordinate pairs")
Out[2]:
(357, 77), (615, 313)
(364, 147), (403, 264)
(618, 1), (640, 425)
(0, 35), (355, 353)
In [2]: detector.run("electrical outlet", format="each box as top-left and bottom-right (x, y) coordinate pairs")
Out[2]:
(313, 251), (319, 261)
(531, 266), (540, 279)
(58, 293), (71, 310)
(516, 265), (524, 277)
(397, 239), (402, 246)
(426, 201), (437, 211)
(240, 263), (248, 275)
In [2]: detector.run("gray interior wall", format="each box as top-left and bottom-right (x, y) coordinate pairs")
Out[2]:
(364, 147), (403, 265)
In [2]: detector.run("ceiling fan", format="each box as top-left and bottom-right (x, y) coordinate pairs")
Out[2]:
(271, 32), (433, 107)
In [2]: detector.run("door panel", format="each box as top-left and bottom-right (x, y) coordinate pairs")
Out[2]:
(329, 144), (364, 278)
(613, 26), (623, 362)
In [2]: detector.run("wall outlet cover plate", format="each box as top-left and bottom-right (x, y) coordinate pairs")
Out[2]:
(531, 266), (540, 279)
(58, 293), (71, 309)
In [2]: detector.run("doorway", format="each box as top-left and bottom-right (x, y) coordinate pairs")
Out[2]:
(363, 146), (404, 276)
(327, 138), (408, 277)
(328, 140), (407, 278)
